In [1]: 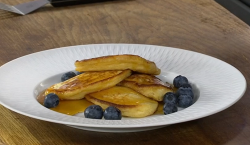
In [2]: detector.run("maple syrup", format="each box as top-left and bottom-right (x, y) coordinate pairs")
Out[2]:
(37, 91), (93, 115)
(51, 99), (93, 115)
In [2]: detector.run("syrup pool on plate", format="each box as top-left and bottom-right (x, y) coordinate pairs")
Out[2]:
(37, 91), (93, 115)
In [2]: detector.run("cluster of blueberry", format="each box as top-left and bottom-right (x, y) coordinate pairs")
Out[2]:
(163, 75), (194, 115)
(84, 105), (122, 120)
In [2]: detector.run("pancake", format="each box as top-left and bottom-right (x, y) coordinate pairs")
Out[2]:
(85, 86), (158, 118)
(118, 74), (173, 101)
(75, 54), (161, 75)
(45, 70), (132, 100)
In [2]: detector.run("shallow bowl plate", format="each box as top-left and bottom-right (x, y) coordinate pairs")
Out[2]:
(0, 44), (246, 132)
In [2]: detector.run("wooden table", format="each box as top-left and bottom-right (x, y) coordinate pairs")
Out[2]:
(0, 0), (250, 144)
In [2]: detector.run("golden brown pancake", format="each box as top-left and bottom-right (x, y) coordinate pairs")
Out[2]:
(45, 70), (132, 100)
(118, 74), (173, 101)
(85, 86), (158, 118)
(75, 54), (161, 75)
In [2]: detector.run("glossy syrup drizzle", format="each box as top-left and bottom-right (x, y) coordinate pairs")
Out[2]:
(51, 99), (93, 115)
(37, 91), (93, 115)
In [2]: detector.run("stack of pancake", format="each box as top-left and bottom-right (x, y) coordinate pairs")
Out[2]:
(45, 55), (173, 118)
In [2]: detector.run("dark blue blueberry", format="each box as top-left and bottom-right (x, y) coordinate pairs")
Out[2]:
(173, 75), (189, 88)
(104, 106), (122, 120)
(44, 93), (59, 108)
(84, 105), (103, 119)
(179, 83), (192, 89)
(176, 86), (194, 98)
(163, 92), (177, 105)
(178, 94), (193, 108)
(61, 71), (76, 82)
(163, 103), (177, 115)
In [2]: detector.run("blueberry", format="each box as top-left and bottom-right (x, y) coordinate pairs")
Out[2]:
(176, 86), (194, 98)
(163, 92), (177, 105)
(179, 83), (192, 89)
(44, 93), (59, 108)
(173, 75), (189, 88)
(84, 105), (103, 119)
(163, 103), (177, 115)
(104, 106), (122, 120)
(61, 71), (76, 82)
(178, 94), (193, 108)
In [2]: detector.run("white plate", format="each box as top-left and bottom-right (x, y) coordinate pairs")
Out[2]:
(0, 44), (246, 133)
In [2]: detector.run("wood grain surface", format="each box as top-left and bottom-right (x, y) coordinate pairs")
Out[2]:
(0, 0), (250, 144)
